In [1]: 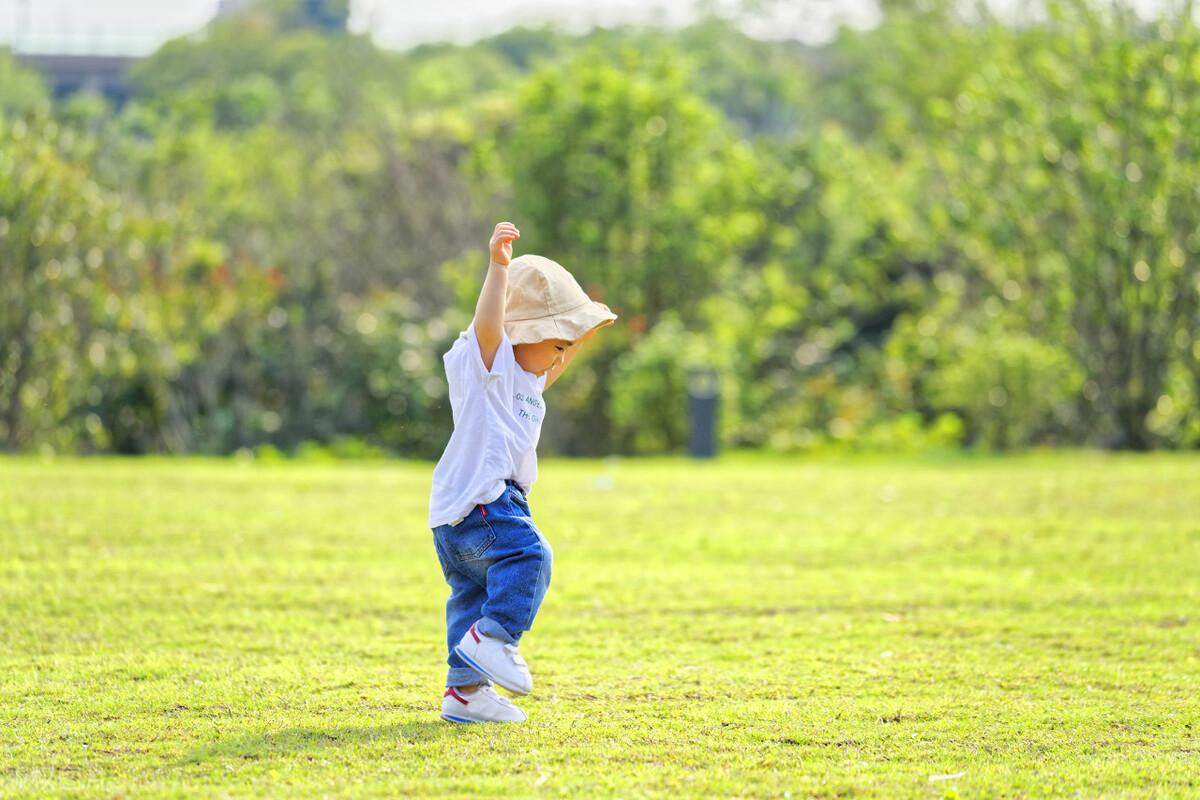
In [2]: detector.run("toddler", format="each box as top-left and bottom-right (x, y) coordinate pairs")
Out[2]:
(429, 221), (616, 723)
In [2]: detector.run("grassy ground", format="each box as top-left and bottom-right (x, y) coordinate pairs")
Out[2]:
(1, 452), (1197, 799)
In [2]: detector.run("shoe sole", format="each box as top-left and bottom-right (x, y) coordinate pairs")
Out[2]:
(441, 712), (526, 724)
(453, 645), (532, 696)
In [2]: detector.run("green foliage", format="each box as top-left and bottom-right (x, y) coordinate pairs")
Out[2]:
(925, 2), (1200, 449)
(608, 314), (723, 454)
(700, 125), (933, 451)
(0, 116), (134, 451)
(926, 325), (1084, 449)
(2, 6), (1199, 455)
(0, 50), (50, 117)
(508, 48), (729, 324)
(499, 48), (754, 453)
(855, 411), (965, 452)
(129, 13), (388, 133)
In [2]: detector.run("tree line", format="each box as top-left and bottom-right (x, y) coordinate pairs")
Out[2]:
(1, 0), (1197, 456)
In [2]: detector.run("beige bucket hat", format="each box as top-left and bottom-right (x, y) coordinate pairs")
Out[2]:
(504, 254), (618, 345)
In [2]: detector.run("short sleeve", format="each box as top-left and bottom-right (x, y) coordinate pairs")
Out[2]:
(447, 323), (514, 385)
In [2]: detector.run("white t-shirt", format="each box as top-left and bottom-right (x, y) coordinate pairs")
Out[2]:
(428, 323), (547, 528)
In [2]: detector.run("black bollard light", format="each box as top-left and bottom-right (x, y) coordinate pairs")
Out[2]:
(686, 367), (719, 459)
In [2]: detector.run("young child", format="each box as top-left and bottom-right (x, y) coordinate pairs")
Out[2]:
(429, 221), (616, 723)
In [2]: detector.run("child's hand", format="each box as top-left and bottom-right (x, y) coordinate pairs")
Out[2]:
(489, 222), (520, 267)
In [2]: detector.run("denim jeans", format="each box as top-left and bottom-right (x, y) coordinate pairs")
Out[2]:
(431, 479), (553, 687)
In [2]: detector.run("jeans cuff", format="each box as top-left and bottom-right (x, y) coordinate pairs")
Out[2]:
(446, 666), (488, 687)
(476, 616), (517, 644)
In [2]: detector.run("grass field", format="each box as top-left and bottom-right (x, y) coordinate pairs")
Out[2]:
(1, 452), (1198, 798)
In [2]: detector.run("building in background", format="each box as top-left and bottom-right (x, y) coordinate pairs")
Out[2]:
(18, 0), (349, 103)
(15, 52), (138, 103)
(302, 0), (351, 32)
(217, 0), (350, 31)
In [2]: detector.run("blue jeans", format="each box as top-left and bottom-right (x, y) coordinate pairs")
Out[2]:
(431, 479), (553, 687)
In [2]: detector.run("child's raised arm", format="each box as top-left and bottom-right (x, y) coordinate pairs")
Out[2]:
(473, 221), (520, 372)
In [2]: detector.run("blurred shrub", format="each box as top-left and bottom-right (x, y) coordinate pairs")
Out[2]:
(499, 47), (742, 454)
(925, 327), (1084, 449)
(855, 412), (965, 452)
(293, 437), (386, 461)
(0, 114), (142, 452)
(608, 314), (727, 454)
(0, 50), (50, 117)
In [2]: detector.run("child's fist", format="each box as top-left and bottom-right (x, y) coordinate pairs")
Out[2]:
(489, 221), (520, 267)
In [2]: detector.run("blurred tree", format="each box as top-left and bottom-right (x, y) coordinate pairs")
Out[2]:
(928, 2), (1200, 448)
(703, 124), (936, 449)
(501, 49), (740, 453)
(3, 3), (1198, 456)
(128, 6), (383, 134)
(0, 117), (117, 450)
(0, 50), (50, 118)
(508, 49), (731, 324)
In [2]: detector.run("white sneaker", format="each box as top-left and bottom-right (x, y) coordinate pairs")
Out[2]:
(453, 621), (533, 696)
(440, 684), (527, 723)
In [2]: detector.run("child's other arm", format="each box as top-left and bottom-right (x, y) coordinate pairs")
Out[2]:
(473, 221), (520, 372)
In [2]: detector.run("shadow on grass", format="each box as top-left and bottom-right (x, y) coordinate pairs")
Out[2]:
(176, 720), (464, 766)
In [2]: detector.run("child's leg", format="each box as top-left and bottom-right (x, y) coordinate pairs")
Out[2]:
(475, 516), (553, 645)
(443, 570), (491, 688)
(432, 523), (493, 688)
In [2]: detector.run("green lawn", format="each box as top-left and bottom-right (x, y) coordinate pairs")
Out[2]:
(1, 453), (1197, 798)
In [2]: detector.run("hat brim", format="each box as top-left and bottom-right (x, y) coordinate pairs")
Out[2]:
(505, 300), (618, 346)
